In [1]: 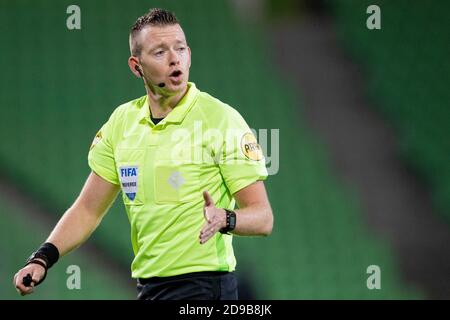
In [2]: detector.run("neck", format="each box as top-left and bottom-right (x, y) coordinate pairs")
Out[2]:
(146, 84), (188, 118)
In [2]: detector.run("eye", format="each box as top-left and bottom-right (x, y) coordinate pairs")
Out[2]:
(154, 50), (164, 57)
(177, 47), (186, 52)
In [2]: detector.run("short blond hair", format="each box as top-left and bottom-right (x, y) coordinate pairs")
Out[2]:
(129, 8), (179, 56)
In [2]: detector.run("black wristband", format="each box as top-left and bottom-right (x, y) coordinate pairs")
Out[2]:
(29, 242), (60, 269)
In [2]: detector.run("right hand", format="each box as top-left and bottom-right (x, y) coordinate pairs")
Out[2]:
(13, 262), (46, 296)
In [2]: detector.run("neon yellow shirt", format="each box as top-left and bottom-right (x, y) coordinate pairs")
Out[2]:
(88, 82), (268, 278)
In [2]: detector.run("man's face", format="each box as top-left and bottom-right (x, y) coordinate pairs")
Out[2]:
(135, 24), (191, 93)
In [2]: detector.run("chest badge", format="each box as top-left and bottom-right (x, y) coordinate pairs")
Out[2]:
(119, 166), (138, 201)
(168, 171), (185, 190)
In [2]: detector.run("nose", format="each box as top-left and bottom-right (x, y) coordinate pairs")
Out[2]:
(168, 49), (180, 66)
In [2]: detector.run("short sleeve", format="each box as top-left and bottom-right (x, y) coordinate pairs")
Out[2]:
(88, 113), (120, 185)
(218, 108), (268, 195)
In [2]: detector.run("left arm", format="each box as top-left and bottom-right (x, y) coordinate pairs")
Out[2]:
(199, 181), (273, 244)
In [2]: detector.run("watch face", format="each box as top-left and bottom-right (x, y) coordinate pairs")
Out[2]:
(229, 213), (236, 229)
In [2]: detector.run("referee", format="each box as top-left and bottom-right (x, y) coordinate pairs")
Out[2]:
(13, 8), (273, 300)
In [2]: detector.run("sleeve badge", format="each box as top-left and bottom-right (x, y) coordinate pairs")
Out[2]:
(241, 132), (264, 161)
(89, 131), (102, 151)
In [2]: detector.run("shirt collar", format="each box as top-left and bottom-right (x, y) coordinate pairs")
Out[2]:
(138, 82), (199, 125)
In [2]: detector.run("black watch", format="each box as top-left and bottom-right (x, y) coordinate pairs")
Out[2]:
(220, 209), (236, 234)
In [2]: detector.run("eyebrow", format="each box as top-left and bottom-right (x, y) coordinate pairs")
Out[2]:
(149, 39), (186, 51)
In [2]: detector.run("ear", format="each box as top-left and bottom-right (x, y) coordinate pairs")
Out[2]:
(128, 56), (141, 78)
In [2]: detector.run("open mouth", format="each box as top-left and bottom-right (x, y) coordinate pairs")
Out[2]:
(169, 70), (182, 77)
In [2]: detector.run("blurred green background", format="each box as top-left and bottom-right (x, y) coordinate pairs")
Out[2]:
(1, 0), (448, 299)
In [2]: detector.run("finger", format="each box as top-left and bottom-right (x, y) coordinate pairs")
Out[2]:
(205, 209), (212, 223)
(14, 274), (27, 294)
(31, 272), (41, 285)
(200, 225), (215, 236)
(16, 280), (32, 295)
(199, 225), (219, 244)
(14, 271), (27, 290)
(199, 221), (211, 237)
(200, 230), (215, 244)
(22, 282), (35, 295)
(202, 191), (214, 207)
(20, 286), (34, 296)
(15, 279), (28, 293)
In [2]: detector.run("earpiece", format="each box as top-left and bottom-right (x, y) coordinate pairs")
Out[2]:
(135, 65), (144, 78)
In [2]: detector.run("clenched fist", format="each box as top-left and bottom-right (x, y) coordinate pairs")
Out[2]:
(13, 260), (46, 296)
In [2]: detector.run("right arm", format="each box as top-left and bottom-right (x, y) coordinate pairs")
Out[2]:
(47, 171), (120, 255)
(13, 171), (120, 295)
